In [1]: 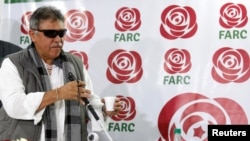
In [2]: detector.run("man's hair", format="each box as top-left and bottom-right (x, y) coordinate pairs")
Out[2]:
(29, 5), (65, 29)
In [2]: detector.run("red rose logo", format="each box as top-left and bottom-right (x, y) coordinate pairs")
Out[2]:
(212, 47), (250, 83)
(115, 7), (141, 32)
(164, 48), (191, 74)
(64, 9), (95, 42)
(158, 93), (248, 141)
(219, 3), (248, 28)
(111, 95), (136, 121)
(20, 11), (32, 34)
(160, 5), (197, 40)
(68, 50), (89, 69)
(106, 49), (143, 84)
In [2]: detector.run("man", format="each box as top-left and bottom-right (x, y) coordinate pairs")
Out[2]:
(0, 40), (22, 108)
(0, 40), (22, 65)
(0, 6), (121, 141)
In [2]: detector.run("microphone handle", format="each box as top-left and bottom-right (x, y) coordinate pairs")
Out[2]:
(68, 72), (100, 120)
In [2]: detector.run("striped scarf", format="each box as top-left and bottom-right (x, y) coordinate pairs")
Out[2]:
(28, 45), (82, 141)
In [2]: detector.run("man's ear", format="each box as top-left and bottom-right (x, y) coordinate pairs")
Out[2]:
(29, 30), (36, 42)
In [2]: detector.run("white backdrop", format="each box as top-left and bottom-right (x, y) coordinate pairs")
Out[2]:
(1, 0), (250, 141)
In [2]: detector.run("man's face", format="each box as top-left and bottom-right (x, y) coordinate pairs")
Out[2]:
(29, 19), (66, 64)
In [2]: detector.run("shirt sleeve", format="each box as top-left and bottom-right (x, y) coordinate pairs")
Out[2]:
(0, 58), (45, 121)
(82, 65), (108, 131)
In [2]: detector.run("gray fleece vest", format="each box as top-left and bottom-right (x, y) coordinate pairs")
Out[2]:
(0, 48), (88, 141)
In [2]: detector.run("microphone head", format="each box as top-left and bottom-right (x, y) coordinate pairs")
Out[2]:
(88, 132), (99, 141)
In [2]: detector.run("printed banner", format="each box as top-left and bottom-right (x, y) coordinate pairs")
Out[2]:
(0, 0), (250, 141)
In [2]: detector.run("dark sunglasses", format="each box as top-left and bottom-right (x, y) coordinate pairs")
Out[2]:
(32, 29), (67, 38)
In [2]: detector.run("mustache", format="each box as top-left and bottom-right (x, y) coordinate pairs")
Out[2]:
(51, 42), (63, 48)
(58, 42), (62, 47)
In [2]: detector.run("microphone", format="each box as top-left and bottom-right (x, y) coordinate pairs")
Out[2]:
(68, 72), (113, 141)
(68, 72), (99, 120)
(88, 132), (99, 141)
